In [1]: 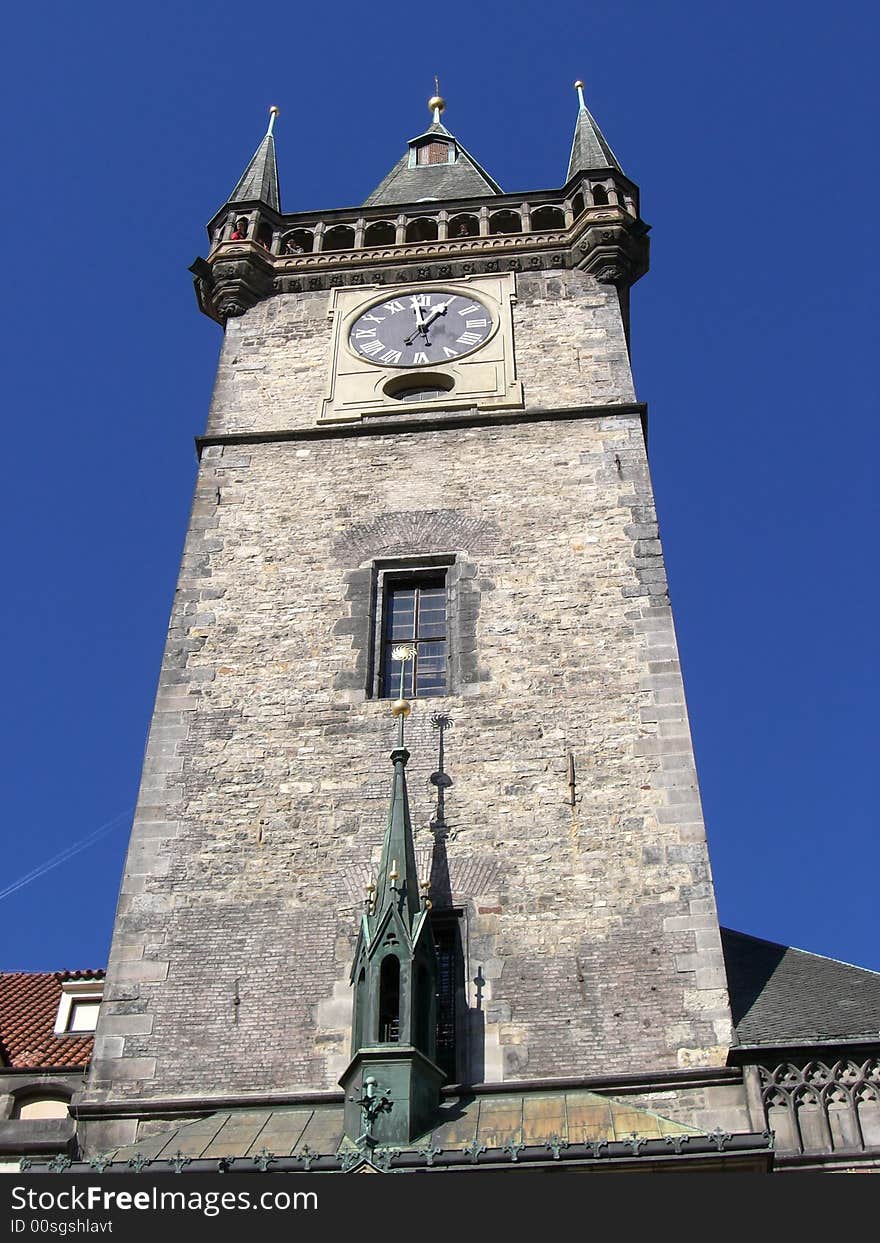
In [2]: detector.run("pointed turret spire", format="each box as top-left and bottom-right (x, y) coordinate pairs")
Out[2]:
(566, 80), (622, 180)
(340, 653), (444, 1148)
(227, 107), (281, 211)
(364, 88), (502, 206)
(373, 701), (422, 930)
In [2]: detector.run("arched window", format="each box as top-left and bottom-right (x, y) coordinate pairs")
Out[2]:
(378, 956), (400, 1042)
(405, 217), (438, 243)
(364, 221), (396, 247)
(323, 225), (355, 252)
(14, 1093), (71, 1121)
(449, 214), (479, 239)
(282, 229), (313, 255)
(530, 205), (565, 231)
(592, 184), (609, 206)
(572, 192), (585, 218)
(256, 222), (273, 250)
(489, 210), (522, 236)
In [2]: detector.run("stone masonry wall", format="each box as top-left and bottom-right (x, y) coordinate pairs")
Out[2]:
(204, 269), (634, 437)
(85, 407), (732, 1105)
(82, 263), (731, 1112)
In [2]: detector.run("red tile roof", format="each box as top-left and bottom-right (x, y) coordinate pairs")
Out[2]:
(0, 971), (104, 1070)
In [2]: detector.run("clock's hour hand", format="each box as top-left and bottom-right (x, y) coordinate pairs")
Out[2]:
(402, 307), (432, 350)
(420, 301), (450, 331)
(404, 301), (451, 346)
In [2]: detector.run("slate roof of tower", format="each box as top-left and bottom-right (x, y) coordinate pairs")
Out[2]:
(566, 98), (622, 179)
(721, 928), (880, 1046)
(364, 121), (502, 206)
(228, 132), (280, 211)
(0, 970), (104, 1069)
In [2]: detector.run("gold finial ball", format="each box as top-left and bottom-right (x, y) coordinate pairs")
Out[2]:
(574, 80), (584, 90)
(390, 698), (411, 718)
(428, 95), (446, 114)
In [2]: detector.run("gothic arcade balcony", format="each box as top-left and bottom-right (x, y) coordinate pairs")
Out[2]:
(195, 172), (649, 323)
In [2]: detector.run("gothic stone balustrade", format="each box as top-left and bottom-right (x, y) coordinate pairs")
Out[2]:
(197, 175), (646, 323)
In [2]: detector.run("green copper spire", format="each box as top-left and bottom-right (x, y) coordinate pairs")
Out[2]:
(227, 107), (281, 211)
(373, 704), (422, 932)
(566, 80), (622, 180)
(340, 654), (444, 1149)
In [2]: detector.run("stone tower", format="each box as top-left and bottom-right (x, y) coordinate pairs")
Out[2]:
(77, 87), (773, 1169)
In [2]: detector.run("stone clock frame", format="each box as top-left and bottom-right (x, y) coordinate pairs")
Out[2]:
(319, 273), (522, 423)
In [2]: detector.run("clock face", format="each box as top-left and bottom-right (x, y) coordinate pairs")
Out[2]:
(348, 290), (494, 368)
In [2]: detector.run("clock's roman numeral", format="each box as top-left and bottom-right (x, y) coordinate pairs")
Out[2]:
(442, 347), (459, 359)
(383, 301), (405, 314)
(466, 319), (488, 328)
(355, 329), (377, 339)
(412, 351), (429, 365)
(409, 295), (432, 307)
(380, 349), (402, 363)
(360, 340), (385, 356)
(457, 303), (480, 316)
(362, 313), (385, 324)
(457, 332), (482, 346)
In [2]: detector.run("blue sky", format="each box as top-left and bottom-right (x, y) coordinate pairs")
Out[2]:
(1, 1), (876, 973)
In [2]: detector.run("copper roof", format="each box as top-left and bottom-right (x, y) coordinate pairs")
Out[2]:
(0, 970), (104, 1070)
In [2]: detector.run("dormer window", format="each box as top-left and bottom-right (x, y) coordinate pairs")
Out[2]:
(416, 140), (452, 166)
(54, 979), (103, 1036)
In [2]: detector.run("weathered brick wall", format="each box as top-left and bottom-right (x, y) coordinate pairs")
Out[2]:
(83, 267), (731, 1109)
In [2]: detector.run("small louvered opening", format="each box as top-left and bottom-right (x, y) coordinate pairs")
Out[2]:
(416, 141), (451, 166)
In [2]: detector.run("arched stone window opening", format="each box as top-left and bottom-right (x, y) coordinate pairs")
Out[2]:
(449, 214), (479, 239)
(383, 373), (455, 403)
(13, 1093), (71, 1121)
(256, 222), (273, 250)
(364, 221), (396, 247)
(282, 228), (313, 255)
(530, 205), (565, 231)
(378, 955), (400, 1042)
(572, 192), (586, 218)
(591, 184), (609, 206)
(323, 225), (356, 252)
(489, 210), (522, 236)
(405, 217), (438, 243)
